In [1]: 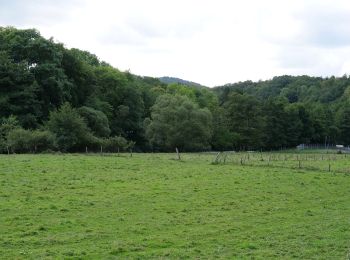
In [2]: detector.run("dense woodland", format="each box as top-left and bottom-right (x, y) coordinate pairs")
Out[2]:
(1, 27), (350, 153)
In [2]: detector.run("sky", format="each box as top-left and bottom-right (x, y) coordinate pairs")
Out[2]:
(1, 0), (350, 87)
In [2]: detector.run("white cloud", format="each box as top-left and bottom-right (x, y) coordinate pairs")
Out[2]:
(1, 0), (350, 86)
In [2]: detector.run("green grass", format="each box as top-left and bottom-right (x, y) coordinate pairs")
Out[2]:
(0, 153), (350, 259)
(222, 152), (350, 173)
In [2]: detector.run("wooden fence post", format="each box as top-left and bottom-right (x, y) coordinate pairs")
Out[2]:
(176, 147), (181, 160)
(214, 152), (221, 164)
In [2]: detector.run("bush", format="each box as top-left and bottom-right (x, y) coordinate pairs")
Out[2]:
(6, 128), (56, 153)
(102, 136), (134, 153)
(6, 128), (32, 153)
(30, 130), (56, 152)
(0, 137), (7, 153)
(77, 106), (111, 137)
(47, 103), (91, 151)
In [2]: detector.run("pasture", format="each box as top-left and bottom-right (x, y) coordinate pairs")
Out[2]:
(0, 152), (349, 259)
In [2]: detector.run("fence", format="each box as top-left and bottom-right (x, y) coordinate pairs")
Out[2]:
(297, 143), (350, 152)
(211, 151), (350, 174)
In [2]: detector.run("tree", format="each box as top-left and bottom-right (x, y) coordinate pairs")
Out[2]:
(46, 103), (92, 151)
(6, 128), (56, 153)
(262, 98), (293, 149)
(77, 106), (110, 137)
(145, 95), (212, 151)
(211, 107), (235, 150)
(6, 128), (32, 153)
(30, 130), (56, 152)
(0, 115), (20, 139)
(102, 136), (133, 153)
(223, 93), (264, 150)
(0, 27), (73, 121)
(0, 52), (41, 127)
(336, 104), (350, 145)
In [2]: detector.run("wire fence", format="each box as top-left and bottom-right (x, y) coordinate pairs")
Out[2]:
(209, 151), (350, 174)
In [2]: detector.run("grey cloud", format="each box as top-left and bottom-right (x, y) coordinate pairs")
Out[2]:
(275, 47), (322, 69)
(297, 8), (350, 48)
(0, 0), (82, 27)
(275, 45), (349, 77)
(97, 25), (147, 46)
(124, 11), (210, 40)
(258, 3), (350, 49)
(97, 15), (208, 48)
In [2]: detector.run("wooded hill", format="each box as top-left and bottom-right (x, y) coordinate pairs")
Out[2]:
(0, 27), (349, 153)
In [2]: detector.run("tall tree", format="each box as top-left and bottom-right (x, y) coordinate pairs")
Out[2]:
(223, 93), (264, 150)
(145, 95), (212, 151)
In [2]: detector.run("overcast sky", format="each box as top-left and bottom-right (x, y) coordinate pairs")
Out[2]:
(1, 0), (350, 86)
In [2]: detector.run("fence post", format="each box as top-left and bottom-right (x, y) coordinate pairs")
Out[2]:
(214, 152), (221, 164)
(175, 147), (181, 160)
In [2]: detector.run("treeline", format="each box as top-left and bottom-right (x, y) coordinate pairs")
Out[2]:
(0, 27), (349, 153)
(213, 76), (350, 149)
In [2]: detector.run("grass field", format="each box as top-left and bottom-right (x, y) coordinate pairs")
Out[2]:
(0, 153), (350, 259)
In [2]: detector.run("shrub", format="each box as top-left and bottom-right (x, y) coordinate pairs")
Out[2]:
(6, 128), (32, 153)
(6, 128), (56, 153)
(47, 103), (91, 151)
(102, 136), (133, 153)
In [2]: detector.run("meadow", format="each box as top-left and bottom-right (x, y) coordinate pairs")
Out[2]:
(0, 152), (350, 259)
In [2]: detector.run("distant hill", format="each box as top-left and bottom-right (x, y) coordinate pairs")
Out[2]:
(159, 77), (206, 88)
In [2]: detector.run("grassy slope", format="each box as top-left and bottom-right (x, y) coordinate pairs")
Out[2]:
(0, 154), (349, 259)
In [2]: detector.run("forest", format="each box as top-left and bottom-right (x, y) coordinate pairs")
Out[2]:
(1, 27), (350, 153)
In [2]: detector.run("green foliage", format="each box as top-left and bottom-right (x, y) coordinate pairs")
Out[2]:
(223, 93), (264, 149)
(0, 52), (41, 127)
(146, 95), (212, 151)
(46, 103), (92, 151)
(0, 115), (20, 138)
(102, 136), (134, 152)
(2, 26), (350, 151)
(211, 108), (234, 150)
(6, 128), (56, 153)
(30, 129), (57, 152)
(6, 128), (32, 152)
(336, 104), (350, 144)
(77, 106), (110, 137)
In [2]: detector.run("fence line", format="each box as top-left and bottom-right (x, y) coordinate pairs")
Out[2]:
(210, 151), (350, 175)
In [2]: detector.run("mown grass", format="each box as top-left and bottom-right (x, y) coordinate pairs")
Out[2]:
(0, 153), (349, 259)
